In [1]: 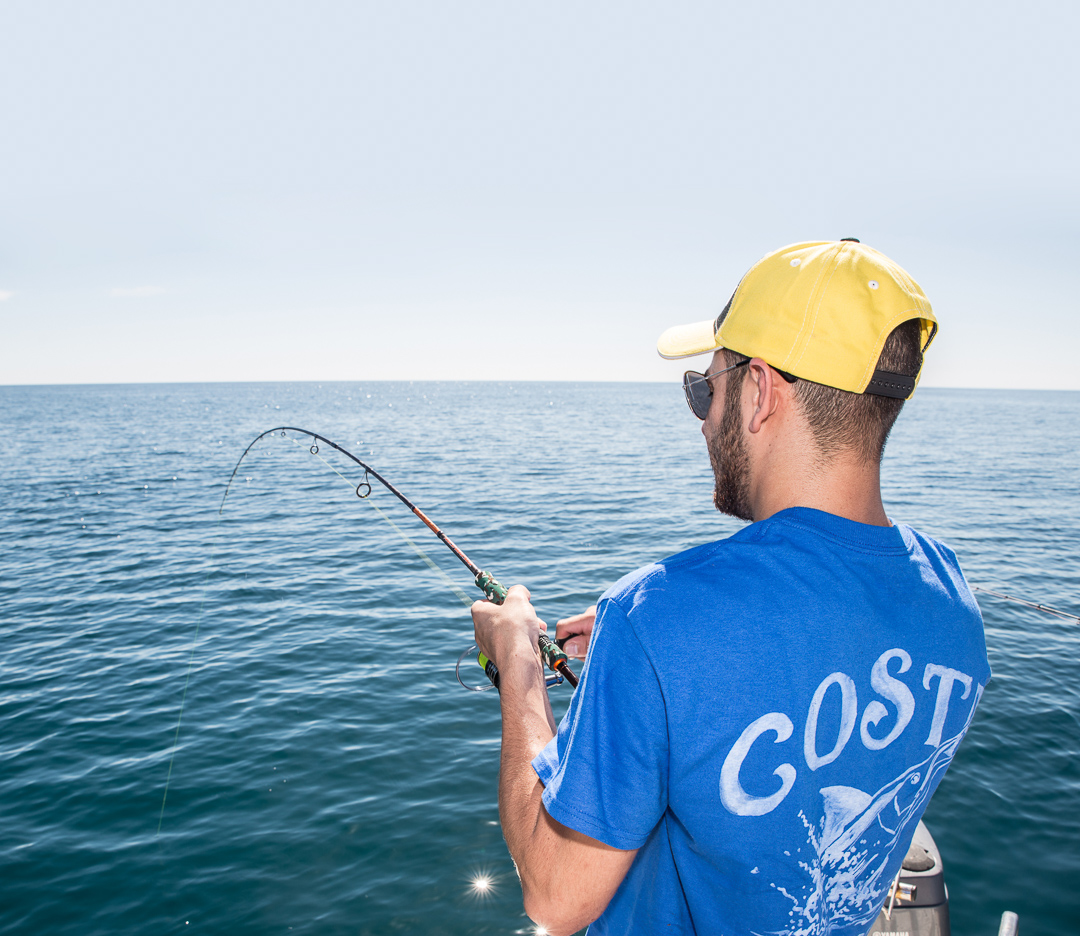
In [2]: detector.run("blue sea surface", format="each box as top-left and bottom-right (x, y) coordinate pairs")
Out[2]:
(1, 382), (1077, 935)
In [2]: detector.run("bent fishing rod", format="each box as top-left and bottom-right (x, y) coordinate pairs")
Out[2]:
(222, 427), (578, 691)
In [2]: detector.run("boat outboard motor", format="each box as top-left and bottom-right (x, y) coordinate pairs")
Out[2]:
(869, 821), (950, 936)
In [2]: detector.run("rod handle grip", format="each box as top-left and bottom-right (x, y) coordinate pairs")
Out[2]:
(474, 570), (508, 604)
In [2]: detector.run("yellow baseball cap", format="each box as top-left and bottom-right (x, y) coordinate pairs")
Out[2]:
(656, 239), (938, 399)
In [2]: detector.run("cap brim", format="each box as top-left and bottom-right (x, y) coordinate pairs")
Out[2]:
(656, 320), (721, 360)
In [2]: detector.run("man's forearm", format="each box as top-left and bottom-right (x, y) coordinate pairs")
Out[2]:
(473, 588), (637, 934)
(495, 642), (557, 877)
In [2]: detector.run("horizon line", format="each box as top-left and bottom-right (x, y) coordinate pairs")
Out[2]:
(1, 378), (1077, 393)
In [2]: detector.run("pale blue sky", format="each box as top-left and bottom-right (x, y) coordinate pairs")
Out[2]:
(2, 1), (1077, 387)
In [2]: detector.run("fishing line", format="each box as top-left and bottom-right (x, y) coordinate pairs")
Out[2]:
(157, 602), (203, 835)
(157, 513), (227, 837)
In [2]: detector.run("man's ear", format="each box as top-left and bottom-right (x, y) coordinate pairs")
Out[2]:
(746, 359), (782, 434)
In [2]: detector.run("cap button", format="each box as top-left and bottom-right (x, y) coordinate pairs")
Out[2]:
(840, 237), (860, 243)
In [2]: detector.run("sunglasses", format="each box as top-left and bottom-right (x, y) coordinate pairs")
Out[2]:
(682, 359), (750, 420)
(683, 359), (801, 419)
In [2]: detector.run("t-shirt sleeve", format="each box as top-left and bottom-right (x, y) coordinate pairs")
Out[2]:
(531, 595), (668, 851)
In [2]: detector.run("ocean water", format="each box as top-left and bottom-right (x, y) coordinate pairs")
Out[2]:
(0, 382), (1077, 936)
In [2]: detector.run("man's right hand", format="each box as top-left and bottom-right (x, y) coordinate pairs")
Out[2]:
(555, 605), (597, 660)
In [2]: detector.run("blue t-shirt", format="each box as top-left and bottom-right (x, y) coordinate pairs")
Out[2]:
(533, 508), (990, 936)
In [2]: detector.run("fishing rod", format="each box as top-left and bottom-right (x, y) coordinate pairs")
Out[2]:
(222, 427), (578, 691)
(970, 586), (1079, 625)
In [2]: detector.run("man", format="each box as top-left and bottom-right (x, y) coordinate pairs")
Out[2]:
(472, 239), (990, 935)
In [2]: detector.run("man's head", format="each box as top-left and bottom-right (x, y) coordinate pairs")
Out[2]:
(660, 240), (936, 519)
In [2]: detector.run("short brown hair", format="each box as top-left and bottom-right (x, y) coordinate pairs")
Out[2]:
(789, 319), (924, 463)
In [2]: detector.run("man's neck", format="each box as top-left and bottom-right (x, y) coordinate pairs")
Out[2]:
(749, 443), (890, 527)
(733, 359), (891, 528)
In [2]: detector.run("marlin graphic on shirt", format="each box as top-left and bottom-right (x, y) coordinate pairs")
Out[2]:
(760, 685), (982, 936)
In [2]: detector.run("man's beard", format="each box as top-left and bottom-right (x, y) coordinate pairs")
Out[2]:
(707, 373), (754, 521)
